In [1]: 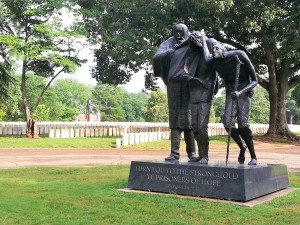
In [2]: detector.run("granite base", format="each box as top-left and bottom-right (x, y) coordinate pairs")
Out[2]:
(127, 161), (289, 202)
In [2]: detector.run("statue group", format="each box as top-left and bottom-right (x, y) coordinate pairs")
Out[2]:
(153, 23), (258, 165)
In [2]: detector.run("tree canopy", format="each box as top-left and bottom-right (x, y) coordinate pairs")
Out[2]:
(0, 0), (87, 135)
(78, 0), (300, 140)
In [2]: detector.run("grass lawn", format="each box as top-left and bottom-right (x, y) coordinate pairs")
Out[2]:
(0, 136), (119, 149)
(0, 135), (296, 150)
(0, 166), (299, 225)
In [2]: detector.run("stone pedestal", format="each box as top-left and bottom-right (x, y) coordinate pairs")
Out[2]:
(127, 161), (289, 202)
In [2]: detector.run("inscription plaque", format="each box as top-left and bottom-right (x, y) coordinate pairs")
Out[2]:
(127, 161), (289, 202)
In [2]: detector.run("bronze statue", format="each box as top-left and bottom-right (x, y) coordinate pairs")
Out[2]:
(153, 23), (196, 161)
(170, 31), (219, 164)
(86, 99), (93, 115)
(201, 38), (258, 165)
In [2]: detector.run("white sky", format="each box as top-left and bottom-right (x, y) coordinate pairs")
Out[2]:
(57, 44), (153, 93)
(56, 8), (164, 93)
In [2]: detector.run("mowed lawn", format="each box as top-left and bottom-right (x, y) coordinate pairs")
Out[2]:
(0, 166), (299, 225)
(0, 136), (119, 149)
(0, 135), (299, 224)
(0, 135), (293, 150)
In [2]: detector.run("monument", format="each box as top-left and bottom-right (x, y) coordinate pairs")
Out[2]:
(76, 99), (101, 122)
(127, 26), (289, 202)
(127, 161), (289, 202)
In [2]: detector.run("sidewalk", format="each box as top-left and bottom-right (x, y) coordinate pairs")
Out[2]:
(0, 145), (299, 172)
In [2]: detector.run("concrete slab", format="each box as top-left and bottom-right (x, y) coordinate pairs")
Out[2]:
(119, 187), (298, 207)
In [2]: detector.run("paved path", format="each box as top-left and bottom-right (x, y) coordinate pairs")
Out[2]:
(0, 145), (299, 172)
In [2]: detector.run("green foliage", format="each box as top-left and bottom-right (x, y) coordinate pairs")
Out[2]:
(0, 73), (22, 121)
(77, 0), (233, 88)
(59, 107), (79, 121)
(78, 0), (299, 138)
(0, 62), (15, 101)
(142, 88), (168, 122)
(0, 74), (150, 122)
(212, 94), (225, 123)
(209, 106), (217, 123)
(92, 84), (126, 121)
(25, 75), (48, 108)
(80, 83), (149, 122)
(291, 85), (300, 108)
(0, 109), (8, 121)
(53, 79), (93, 113)
(287, 89), (300, 124)
(250, 86), (270, 124)
(0, 0), (85, 76)
(212, 87), (270, 124)
(0, 0), (87, 124)
(122, 92), (148, 122)
(31, 104), (50, 121)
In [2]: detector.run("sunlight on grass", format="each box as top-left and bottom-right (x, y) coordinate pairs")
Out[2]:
(0, 166), (299, 225)
(0, 134), (297, 150)
(0, 136), (119, 148)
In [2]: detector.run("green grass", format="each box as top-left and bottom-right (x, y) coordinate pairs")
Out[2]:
(0, 135), (295, 150)
(0, 136), (119, 148)
(0, 166), (299, 225)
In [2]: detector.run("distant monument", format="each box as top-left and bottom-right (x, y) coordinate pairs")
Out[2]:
(76, 99), (101, 122)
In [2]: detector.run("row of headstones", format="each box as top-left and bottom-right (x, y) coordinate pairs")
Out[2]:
(0, 123), (270, 138)
(118, 125), (270, 148)
(0, 122), (169, 136)
(117, 131), (171, 148)
(49, 127), (124, 138)
(207, 125), (269, 136)
(0, 126), (25, 135)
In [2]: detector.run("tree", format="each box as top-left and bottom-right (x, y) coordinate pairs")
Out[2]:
(288, 89), (300, 124)
(212, 94), (226, 123)
(291, 85), (300, 107)
(59, 106), (79, 121)
(212, 0), (300, 140)
(250, 87), (270, 124)
(0, 109), (8, 121)
(0, 1), (15, 101)
(212, 87), (270, 124)
(53, 79), (92, 113)
(31, 104), (50, 121)
(91, 83), (126, 121)
(142, 88), (168, 122)
(77, 0), (227, 89)
(0, 73), (22, 121)
(122, 92), (148, 122)
(0, 0), (86, 136)
(209, 106), (217, 123)
(78, 0), (299, 140)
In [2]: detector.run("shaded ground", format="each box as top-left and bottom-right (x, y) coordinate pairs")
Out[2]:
(0, 139), (299, 172)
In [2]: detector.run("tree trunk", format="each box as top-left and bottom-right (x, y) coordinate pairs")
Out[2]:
(265, 52), (278, 135)
(265, 56), (299, 141)
(21, 60), (33, 138)
(275, 63), (299, 140)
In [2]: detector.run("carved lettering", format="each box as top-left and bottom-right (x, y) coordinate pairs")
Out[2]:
(135, 165), (151, 172)
(140, 165), (239, 188)
(201, 178), (221, 186)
